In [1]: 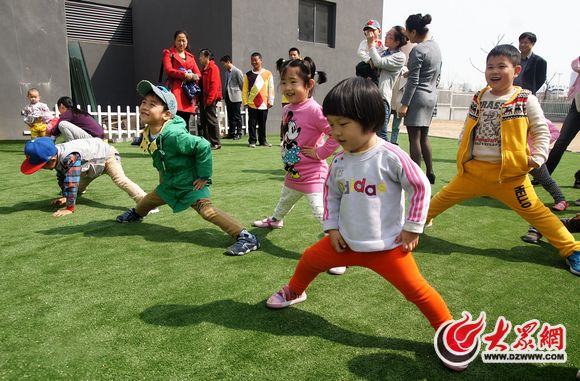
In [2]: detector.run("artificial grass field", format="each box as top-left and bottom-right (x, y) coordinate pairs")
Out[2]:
(0, 135), (578, 380)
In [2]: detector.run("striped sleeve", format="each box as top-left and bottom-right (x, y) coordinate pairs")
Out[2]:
(385, 143), (430, 232)
(61, 153), (82, 211)
(322, 153), (343, 231)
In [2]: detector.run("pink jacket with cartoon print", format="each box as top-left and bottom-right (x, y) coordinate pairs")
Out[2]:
(281, 98), (340, 194)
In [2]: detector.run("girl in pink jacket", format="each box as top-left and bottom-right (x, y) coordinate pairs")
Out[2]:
(253, 57), (345, 274)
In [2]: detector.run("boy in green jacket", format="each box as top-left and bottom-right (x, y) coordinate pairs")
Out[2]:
(116, 80), (260, 256)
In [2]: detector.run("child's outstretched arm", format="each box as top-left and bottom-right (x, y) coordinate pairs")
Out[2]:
(526, 95), (550, 168)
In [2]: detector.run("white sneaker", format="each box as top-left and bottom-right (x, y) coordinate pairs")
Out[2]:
(148, 208), (160, 215)
(327, 266), (347, 275)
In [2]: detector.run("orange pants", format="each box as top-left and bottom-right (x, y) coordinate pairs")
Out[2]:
(288, 236), (452, 330)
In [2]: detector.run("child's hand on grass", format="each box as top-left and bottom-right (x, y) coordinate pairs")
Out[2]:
(53, 208), (73, 217)
(193, 178), (208, 190)
(329, 229), (348, 253)
(395, 230), (419, 252)
(51, 197), (66, 206)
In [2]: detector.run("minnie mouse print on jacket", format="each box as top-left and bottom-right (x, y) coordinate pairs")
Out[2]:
(280, 98), (340, 194)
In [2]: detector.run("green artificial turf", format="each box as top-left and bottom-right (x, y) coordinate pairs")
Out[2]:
(0, 135), (578, 380)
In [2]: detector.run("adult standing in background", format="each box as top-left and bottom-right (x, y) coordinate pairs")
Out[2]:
(242, 52), (275, 148)
(199, 49), (222, 150)
(220, 55), (244, 140)
(545, 54), (580, 189)
(513, 32), (547, 95)
(368, 25), (406, 141)
(162, 30), (201, 125)
(398, 13), (441, 184)
(390, 40), (416, 145)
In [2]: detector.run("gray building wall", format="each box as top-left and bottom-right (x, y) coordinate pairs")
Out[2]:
(232, 0), (383, 133)
(0, 0), (381, 139)
(81, 43), (135, 107)
(133, 0), (232, 102)
(0, 0), (70, 140)
(75, 0), (134, 108)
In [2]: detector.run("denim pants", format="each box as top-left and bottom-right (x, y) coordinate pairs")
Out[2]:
(377, 101), (391, 141)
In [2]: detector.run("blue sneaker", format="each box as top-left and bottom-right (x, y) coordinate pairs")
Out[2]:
(566, 251), (580, 276)
(225, 229), (260, 256)
(116, 208), (143, 223)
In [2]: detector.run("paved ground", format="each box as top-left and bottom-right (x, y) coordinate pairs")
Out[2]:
(397, 119), (580, 153)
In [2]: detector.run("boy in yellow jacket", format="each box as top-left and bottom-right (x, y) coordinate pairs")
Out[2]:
(426, 45), (580, 275)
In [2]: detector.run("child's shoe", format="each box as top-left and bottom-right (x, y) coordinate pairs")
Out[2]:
(327, 266), (347, 275)
(266, 285), (307, 309)
(566, 251), (580, 276)
(551, 200), (569, 212)
(561, 214), (580, 234)
(253, 217), (284, 229)
(520, 227), (542, 244)
(225, 229), (260, 256)
(116, 208), (143, 223)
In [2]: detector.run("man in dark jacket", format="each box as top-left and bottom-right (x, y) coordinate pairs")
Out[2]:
(514, 32), (547, 95)
(220, 55), (244, 140)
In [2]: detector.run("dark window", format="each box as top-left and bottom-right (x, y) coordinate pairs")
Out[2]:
(298, 0), (335, 47)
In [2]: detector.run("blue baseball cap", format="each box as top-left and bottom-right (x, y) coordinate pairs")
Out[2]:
(136, 80), (178, 117)
(21, 137), (58, 174)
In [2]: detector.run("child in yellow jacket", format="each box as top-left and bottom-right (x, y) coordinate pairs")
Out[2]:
(426, 45), (580, 275)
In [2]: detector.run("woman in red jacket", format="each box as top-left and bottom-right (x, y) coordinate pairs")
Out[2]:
(163, 30), (201, 124)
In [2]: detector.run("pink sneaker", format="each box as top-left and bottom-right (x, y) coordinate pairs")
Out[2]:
(551, 201), (569, 212)
(266, 286), (307, 309)
(253, 217), (284, 229)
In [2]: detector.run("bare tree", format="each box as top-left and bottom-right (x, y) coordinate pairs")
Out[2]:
(469, 34), (509, 73)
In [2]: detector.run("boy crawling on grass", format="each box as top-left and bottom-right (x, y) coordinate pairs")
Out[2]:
(21, 137), (147, 217)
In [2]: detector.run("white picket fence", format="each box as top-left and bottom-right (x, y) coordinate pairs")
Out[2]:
(25, 101), (248, 141)
(86, 104), (141, 141)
